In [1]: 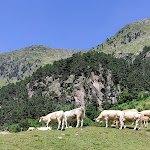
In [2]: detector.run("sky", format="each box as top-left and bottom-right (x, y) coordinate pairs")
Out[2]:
(0, 0), (150, 53)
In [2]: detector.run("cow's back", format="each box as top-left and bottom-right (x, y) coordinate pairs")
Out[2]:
(124, 111), (141, 121)
(47, 111), (64, 123)
(141, 110), (150, 117)
(65, 107), (85, 122)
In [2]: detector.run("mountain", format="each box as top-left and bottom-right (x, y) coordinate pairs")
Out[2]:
(92, 17), (150, 56)
(1, 17), (150, 87)
(1, 46), (150, 126)
(0, 45), (85, 87)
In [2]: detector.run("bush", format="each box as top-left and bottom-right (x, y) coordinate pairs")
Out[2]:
(83, 116), (95, 126)
(19, 119), (30, 131)
(8, 124), (20, 132)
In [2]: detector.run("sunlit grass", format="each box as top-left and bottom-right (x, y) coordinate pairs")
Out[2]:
(1, 126), (150, 150)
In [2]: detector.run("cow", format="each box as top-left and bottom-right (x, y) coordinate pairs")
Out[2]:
(94, 110), (125, 129)
(27, 127), (35, 131)
(39, 110), (64, 130)
(123, 111), (141, 130)
(36, 127), (51, 131)
(141, 110), (150, 117)
(64, 107), (85, 128)
(113, 109), (138, 126)
(141, 115), (149, 128)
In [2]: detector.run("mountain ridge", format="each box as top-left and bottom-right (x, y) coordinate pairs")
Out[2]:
(92, 17), (150, 55)
(0, 45), (86, 87)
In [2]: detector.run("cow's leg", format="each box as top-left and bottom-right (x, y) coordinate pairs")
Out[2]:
(81, 118), (83, 128)
(134, 119), (139, 130)
(76, 117), (80, 128)
(47, 120), (50, 127)
(61, 118), (64, 130)
(105, 118), (108, 128)
(57, 120), (61, 130)
(49, 124), (52, 130)
(65, 119), (68, 128)
(146, 122), (148, 128)
(119, 118), (123, 130)
(124, 122), (126, 129)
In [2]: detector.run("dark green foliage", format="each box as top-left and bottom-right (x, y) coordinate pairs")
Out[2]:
(1, 46), (150, 128)
(83, 116), (95, 126)
(8, 124), (20, 132)
(86, 96), (99, 120)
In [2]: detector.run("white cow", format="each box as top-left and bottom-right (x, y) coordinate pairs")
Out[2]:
(141, 110), (150, 117)
(123, 111), (141, 130)
(27, 127), (35, 131)
(113, 109), (138, 126)
(36, 127), (51, 131)
(39, 110), (64, 130)
(64, 107), (85, 128)
(95, 110), (124, 129)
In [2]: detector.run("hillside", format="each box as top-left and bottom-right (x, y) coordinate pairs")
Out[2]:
(1, 127), (150, 150)
(1, 17), (150, 87)
(92, 17), (150, 56)
(0, 45), (84, 87)
(1, 47), (150, 126)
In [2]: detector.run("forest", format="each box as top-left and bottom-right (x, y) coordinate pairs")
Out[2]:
(0, 46), (150, 131)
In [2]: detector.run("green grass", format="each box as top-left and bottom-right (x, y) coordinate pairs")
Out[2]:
(116, 96), (150, 111)
(1, 126), (150, 150)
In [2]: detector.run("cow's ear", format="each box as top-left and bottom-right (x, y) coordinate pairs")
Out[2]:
(93, 118), (96, 121)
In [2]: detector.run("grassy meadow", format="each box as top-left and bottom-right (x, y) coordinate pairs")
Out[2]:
(1, 126), (150, 150)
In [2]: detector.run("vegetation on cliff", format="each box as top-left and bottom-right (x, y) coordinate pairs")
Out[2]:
(0, 46), (150, 129)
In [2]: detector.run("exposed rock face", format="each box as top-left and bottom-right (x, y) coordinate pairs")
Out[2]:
(26, 67), (121, 107)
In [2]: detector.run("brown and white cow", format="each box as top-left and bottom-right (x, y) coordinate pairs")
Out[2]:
(141, 115), (149, 128)
(94, 110), (125, 129)
(64, 107), (85, 128)
(39, 110), (64, 130)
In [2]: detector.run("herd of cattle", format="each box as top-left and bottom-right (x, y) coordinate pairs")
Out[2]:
(27, 108), (150, 131)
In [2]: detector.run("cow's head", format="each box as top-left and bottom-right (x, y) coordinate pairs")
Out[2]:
(39, 116), (46, 122)
(94, 118), (100, 126)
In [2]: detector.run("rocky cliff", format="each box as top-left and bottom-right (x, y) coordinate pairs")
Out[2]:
(27, 66), (121, 108)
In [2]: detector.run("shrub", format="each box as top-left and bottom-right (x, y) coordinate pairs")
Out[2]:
(83, 116), (95, 126)
(8, 124), (20, 132)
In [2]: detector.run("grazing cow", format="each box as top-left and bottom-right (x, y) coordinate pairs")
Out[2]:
(64, 107), (85, 128)
(39, 110), (64, 130)
(141, 110), (150, 117)
(113, 109), (138, 126)
(141, 115), (149, 128)
(27, 127), (35, 131)
(123, 111), (141, 130)
(36, 127), (51, 131)
(94, 110), (125, 129)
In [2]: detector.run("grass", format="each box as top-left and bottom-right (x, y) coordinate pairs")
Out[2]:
(1, 126), (150, 150)
(117, 96), (150, 110)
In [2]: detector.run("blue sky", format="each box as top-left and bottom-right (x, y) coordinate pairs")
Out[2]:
(0, 0), (150, 53)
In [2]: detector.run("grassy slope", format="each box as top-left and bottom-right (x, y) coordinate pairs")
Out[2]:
(92, 17), (150, 54)
(0, 45), (85, 87)
(1, 127), (150, 150)
(116, 96), (150, 111)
